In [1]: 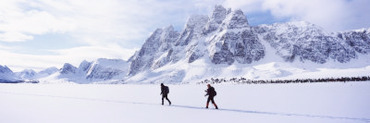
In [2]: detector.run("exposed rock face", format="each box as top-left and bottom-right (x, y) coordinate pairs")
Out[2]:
(338, 29), (370, 54)
(204, 5), (228, 33)
(254, 21), (357, 63)
(222, 9), (249, 29)
(129, 26), (179, 75)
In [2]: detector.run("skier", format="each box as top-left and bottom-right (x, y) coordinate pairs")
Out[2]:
(205, 84), (218, 109)
(160, 83), (171, 105)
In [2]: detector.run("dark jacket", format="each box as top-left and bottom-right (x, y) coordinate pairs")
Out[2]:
(161, 85), (169, 95)
(206, 87), (217, 97)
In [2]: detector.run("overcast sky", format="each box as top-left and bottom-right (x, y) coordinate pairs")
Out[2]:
(1, 0), (369, 71)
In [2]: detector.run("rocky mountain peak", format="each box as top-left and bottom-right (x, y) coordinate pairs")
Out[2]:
(204, 5), (228, 34)
(60, 63), (77, 74)
(129, 25), (180, 75)
(79, 60), (92, 72)
(0, 65), (12, 74)
(221, 9), (249, 29)
(211, 5), (228, 24)
(175, 15), (208, 46)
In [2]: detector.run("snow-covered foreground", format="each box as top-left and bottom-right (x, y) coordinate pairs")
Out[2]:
(1, 82), (369, 123)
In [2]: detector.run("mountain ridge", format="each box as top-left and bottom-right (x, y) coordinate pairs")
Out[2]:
(124, 5), (370, 83)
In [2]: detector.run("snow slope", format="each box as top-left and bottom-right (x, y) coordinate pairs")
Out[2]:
(0, 82), (369, 123)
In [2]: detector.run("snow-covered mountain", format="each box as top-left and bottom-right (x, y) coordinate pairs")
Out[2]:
(15, 67), (58, 80)
(125, 5), (370, 84)
(128, 25), (180, 76)
(15, 69), (37, 80)
(254, 21), (358, 63)
(39, 58), (129, 83)
(0, 65), (22, 83)
(337, 28), (370, 54)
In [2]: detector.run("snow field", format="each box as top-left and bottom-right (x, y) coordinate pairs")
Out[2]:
(0, 82), (369, 123)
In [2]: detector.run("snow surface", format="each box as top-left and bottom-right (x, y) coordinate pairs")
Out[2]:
(1, 82), (369, 123)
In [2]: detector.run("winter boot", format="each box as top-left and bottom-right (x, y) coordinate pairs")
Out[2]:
(214, 103), (218, 109)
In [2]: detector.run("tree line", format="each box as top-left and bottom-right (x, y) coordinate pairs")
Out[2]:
(197, 76), (370, 84)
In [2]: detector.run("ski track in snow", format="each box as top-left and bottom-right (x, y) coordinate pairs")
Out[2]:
(1, 89), (369, 123)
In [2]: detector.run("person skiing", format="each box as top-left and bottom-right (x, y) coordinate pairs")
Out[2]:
(160, 83), (171, 105)
(205, 84), (218, 109)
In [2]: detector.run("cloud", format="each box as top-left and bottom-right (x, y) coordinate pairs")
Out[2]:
(0, 0), (75, 42)
(0, 49), (61, 71)
(222, 0), (370, 32)
(0, 0), (217, 45)
(345, 0), (370, 30)
(223, 0), (263, 12)
(261, 0), (350, 32)
(0, 32), (33, 42)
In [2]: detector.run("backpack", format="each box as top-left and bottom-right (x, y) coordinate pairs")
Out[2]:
(210, 87), (217, 96)
(164, 86), (169, 94)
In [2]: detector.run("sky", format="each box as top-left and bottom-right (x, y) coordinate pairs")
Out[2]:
(0, 0), (369, 72)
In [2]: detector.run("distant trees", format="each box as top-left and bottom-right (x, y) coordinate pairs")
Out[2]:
(197, 76), (370, 84)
